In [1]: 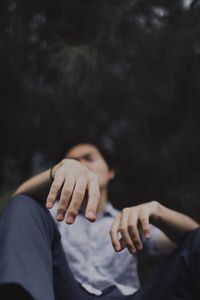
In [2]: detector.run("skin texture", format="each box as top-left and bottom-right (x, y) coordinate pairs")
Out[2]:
(47, 144), (115, 224)
(48, 144), (199, 255)
(110, 202), (155, 254)
(13, 143), (199, 256)
(46, 158), (100, 224)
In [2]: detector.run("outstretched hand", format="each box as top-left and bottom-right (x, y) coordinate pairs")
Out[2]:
(46, 159), (100, 224)
(109, 201), (159, 255)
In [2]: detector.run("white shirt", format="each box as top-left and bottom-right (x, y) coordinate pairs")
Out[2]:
(50, 202), (160, 296)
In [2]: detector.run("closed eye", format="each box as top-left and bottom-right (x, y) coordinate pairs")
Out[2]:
(82, 154), (94, 162)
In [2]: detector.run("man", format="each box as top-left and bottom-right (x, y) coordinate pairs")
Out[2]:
(0, 140), (199, 300)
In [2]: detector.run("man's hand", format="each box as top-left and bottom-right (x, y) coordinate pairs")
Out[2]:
(46, 159), (100, 224)
(109, 201), (159, 255)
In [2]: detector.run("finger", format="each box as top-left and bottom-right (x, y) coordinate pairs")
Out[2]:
(85, 175), (100, 222)
(119, 210), (137, 254)
(139, 213), (151, 239)
(65, 176), (87, 224)
(118, 238), (126, 251)
(128, 214), (143, 250)
(46, 175), (65, 209)
(109, 213), (122, 252)
(56, 176), (76, 221)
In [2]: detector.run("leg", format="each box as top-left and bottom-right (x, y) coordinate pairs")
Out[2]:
(130, 228), (200, 300)
(0, 194), (92, 300)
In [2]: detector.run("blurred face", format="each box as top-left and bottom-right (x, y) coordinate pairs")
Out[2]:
(65, 144), (115, 189)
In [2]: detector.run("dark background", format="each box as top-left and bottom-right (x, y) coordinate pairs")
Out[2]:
(1, 0), (200, 223)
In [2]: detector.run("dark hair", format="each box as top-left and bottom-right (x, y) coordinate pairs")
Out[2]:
(56, 136), (116, 170)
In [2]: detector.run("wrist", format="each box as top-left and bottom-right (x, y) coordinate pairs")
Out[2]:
(49, 161), (63, 182)
(150, 200), (161, 224)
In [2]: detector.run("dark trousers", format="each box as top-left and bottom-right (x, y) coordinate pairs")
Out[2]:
(0, 195), (199, 300)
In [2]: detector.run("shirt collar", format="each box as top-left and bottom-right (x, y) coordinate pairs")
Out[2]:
(99, 202), (119, 218)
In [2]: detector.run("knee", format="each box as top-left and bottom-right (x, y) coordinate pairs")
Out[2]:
(1, 194), (47, 220)
(0, 194), (55, 240)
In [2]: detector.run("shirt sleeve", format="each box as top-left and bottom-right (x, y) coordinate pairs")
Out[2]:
(141, 225), (162, 256)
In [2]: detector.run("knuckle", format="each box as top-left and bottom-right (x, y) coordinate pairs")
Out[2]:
(67, 209), (78, 217)
(130, 232), (138, 240)
(143, 225), (150, 232)
(128, 224), (135, 231)
(126, 242), (133, 249)
(65, 181), (74, 189)
(71, 201), (81, 211)
(75, 191), (84, 199)
(58, 200), (67, 210)
(62, 189), (71, 197)
(132, 237), (140, 244)
(129, 229), (139, 238)
(87, 205), (97, 213)
(58, 203), (67, 211)
(122, 208), (128, 214)
(109, 228), (115, 235)
(119, 227), (126, 233)
(57, 208), (65, 215)
(52, 183), (60, 190)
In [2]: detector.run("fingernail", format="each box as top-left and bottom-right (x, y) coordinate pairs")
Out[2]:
(86, 211), (95, 219)
(145, 233), (151, 239)
(46, 202), (53, 209)
(115, 245), (120, 252)
(66, 215), (74, 224)
(56, 214), (64, 221)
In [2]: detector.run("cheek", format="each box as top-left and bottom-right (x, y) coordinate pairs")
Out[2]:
(95, 168), (111, 186)
(88, 161), (108, 174)
(97, 176), (108, 188)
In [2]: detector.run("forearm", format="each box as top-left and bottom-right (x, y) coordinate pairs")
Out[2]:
(153, 202), (199, 244)
(12, 163), (60, 201)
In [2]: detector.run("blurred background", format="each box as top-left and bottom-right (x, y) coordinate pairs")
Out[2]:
(0, 0), (200, 224)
